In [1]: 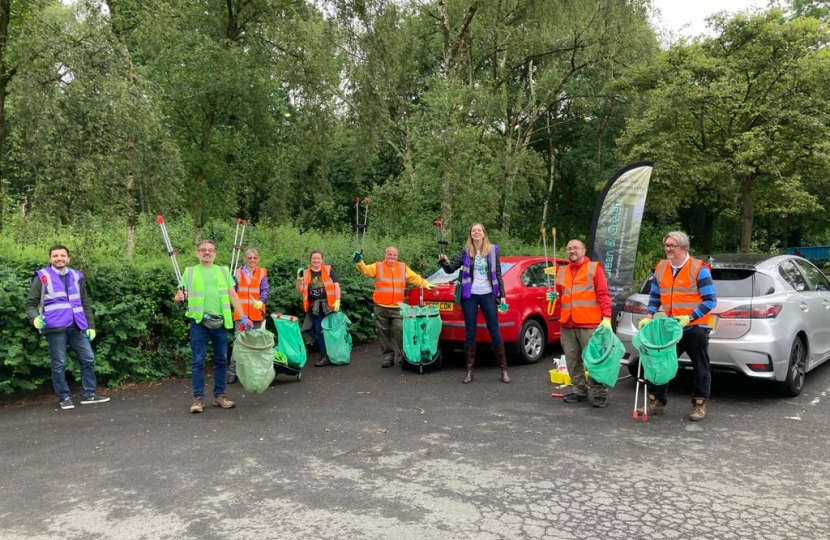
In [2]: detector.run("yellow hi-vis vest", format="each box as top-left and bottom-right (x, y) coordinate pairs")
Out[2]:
(185, 265), (234, 329)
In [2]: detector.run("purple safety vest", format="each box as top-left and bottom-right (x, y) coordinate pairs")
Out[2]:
(37, 267), (90, 330)
(460, 245), (501, 300)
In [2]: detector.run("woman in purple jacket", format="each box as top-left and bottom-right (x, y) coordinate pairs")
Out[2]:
(438, 223), (509, 384)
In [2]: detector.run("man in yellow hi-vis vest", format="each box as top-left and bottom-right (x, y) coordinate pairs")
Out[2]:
(174, 240), (248, 414)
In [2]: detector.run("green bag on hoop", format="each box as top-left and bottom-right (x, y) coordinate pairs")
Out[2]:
(233, 329), (276, 394)
(271, 314), (307, 370)
(399, 303), (442, 364)
(583, 325), (625, 387)
(321, 311), (352, 365)
(633, 317), (683, 385)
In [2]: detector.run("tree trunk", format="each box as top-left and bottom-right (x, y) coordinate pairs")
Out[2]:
(106, 0), (139, 257)
(0, 0), (12, 232)
(740, 176), (754, 253)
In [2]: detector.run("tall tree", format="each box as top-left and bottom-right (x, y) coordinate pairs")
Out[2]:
(617, 9), (830, 252)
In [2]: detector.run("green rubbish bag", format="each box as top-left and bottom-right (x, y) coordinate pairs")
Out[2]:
(633, 317), (683, 385)
(583, 325), (625, 387)
(271, 314), (307, 370)
(233, 329), (276, 394)
(399, 303), (442, 364)
(321, 311), (352, 365)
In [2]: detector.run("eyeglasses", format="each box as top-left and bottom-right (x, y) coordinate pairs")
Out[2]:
(663, 244), (680, 250)
(198, 248), (216, 253)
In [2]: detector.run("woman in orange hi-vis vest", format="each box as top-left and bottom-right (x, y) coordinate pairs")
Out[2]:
(228, 248), (269, 384)
(296, 250), (341, 367)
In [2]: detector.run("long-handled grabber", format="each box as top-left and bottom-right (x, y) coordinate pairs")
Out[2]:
(230, 218), (247, 274)
(357, 198), (370, 253)
(157, 215), (183, 290)
(632, 358), (648, 422)
(419, 255), (425, 307)
(355, 197), (361, 245)
(434, 220), (448, 257)
(541, 228), (553, 313)
(37, 274), (48, 334)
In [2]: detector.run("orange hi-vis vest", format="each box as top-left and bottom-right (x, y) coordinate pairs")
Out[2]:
(655, 258), (712, 327)
(234, 266), (267, 322)
(555, 261), (602, 325)
(373, 261), (407, 306)
(301, 265), (337, 312)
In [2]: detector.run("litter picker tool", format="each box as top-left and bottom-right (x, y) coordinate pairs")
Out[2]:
(434, 220), (448, 257)
(544, 227), (557, 316)
(230, 218), (247, 274)
(632, 358), (648, 422)
(37, 274), (48, 334)
(419, 254), (425, 307)
(355, 197), (361, 246)
(157, 215), (183, 290)
(356, 197), (370, 253)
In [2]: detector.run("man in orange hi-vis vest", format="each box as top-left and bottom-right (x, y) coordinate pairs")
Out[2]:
(551, 239), (613, 408)
(354, 246), (432, 368)
(228, 248), (269, 384)
(639, 231), (717, 421)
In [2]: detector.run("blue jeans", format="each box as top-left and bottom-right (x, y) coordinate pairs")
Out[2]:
(648, 325), (711, 402)
(45, 326), (97, 400)
(461, 293), (503, 347)
(310, 312), (327, 356)
(189, 320), (229, 398)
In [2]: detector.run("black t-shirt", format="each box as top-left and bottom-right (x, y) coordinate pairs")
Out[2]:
(308, 268), (339, 301)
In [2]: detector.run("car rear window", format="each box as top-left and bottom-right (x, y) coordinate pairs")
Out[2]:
(711, 269), (775, 297)
(637, 269), (776, 297)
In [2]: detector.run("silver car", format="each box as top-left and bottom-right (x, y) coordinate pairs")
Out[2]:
(616, 254), (830, 396)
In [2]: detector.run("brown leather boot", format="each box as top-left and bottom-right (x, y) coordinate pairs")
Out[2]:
(462, 346), (476, 383)
(494, 344), (511, 383)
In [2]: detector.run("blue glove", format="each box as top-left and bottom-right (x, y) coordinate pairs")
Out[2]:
(497, 301), (508, 314)
(85, 329), (96, 341)
(546, 291), (558, 302)
(33, 316), (46, 330)
(240, 316), (253, 330)
(353, 251), (363, 263)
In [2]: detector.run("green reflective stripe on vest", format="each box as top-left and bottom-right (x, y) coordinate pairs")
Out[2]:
(185, 266), (234, 329)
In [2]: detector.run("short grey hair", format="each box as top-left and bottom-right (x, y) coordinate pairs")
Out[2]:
(663, 231), (690, 249)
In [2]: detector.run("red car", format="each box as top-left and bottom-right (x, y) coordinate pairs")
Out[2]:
(407, 256), (567, 363)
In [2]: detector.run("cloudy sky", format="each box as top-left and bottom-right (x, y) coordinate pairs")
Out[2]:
(650, 0), (771, 37)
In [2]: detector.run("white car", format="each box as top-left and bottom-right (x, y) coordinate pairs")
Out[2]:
(616, 254), (830, 396)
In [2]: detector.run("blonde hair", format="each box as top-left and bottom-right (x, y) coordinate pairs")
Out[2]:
(465, 222), (492, 257)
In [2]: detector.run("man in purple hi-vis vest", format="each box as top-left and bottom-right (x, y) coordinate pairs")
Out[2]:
(24, 245), (110, 410)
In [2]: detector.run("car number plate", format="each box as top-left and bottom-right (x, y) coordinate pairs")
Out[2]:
(426, 301), (455, 312)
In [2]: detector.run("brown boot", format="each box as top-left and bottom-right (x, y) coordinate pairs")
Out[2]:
(462, 346), (476, 383)
(689, 397), (707, 421)
(494, 344), (511, 384)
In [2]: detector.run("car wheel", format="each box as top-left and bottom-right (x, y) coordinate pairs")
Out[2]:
(515, 319), (545, 364)
(778, 336), (806, 397)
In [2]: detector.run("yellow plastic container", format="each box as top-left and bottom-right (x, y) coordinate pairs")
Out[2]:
(549, 369), (589, 385)
(549, 369), (571, 385)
